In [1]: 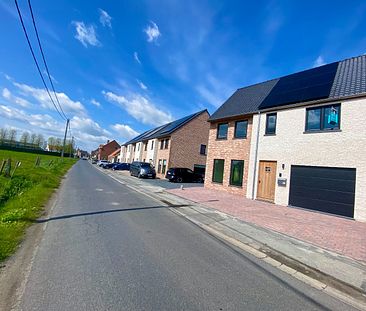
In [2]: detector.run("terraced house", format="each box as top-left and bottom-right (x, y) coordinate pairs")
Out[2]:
(206, 55), (366, 221)
(118, 110), (210, 178)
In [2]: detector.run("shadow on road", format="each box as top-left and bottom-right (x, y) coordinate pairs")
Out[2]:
(36, 204), (190, 223)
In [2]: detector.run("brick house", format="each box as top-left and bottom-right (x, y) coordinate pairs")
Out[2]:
(119, 110), (210, 178)
(108, 148), (121, 163)
(206, 55), (366, 221)
(96, 140), (120, 160)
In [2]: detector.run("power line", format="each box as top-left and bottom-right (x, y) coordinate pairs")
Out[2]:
(27, 0), (68, 120)
(14, 0), (66, 121)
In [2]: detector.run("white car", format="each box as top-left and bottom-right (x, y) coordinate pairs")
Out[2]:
(97, 160), (109, 167)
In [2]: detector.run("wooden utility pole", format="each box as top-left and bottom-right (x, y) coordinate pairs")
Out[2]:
(69, 136), (74, 158)
(61, 119), (69, 159)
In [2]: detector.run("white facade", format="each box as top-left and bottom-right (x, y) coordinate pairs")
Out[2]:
(247, 97), (366, 221)
(146, 139), (158, 166)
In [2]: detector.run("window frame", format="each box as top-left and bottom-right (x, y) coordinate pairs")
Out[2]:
(151, 141), (154, 150)
(265, 113), (277, 135)
(200, 144), (206, 155)
(305, 103), (341, 132)
(216, 123), (228, 140)
(165, 139), (169, 149)
(229, 160), (244, 187)
(234, 120), (248, 139)
(162, 159), (167, 174)
(160, 140), (164, 149)
(212, 159), (224, 183)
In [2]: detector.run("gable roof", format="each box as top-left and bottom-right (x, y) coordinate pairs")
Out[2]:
(209, 54), (366, 121)
(108, 148), (121, 157)
(123, 109), (208, 145)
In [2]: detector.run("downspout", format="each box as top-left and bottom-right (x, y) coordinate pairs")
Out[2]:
(251, 112), (261, 200)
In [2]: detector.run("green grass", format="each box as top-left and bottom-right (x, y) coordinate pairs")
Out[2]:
(0, 150), (76, 261)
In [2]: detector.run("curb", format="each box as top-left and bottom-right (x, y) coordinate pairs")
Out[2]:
(95, 165), (366, 310)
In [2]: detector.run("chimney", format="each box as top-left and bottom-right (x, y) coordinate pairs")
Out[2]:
(107, 140), (110, 144)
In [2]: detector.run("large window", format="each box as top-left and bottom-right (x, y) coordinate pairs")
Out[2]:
(160, 140), (164, 149)
(165, 139), (169, 149)
(162, 160), (167, 174)
(217, 123), (228, 139)
(230, 160), (244, 187)
(212, 159), (224, 183)
(305, 104), (340, 132)
(234, 120), (248, 138)
(265, 113), (277, 135)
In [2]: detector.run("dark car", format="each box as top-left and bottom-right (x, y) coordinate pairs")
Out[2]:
(112, 163), (130, 171)
(101, 162), (118, 169)
(165, 167), (204, 183)
(130, 161), (156, 178)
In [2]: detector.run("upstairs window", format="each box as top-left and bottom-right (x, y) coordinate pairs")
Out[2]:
(234, 120), (248, 138)
(217, 123), (228, 139)
(165, 139), (169, 149)
(160, 140), (164, 149)
(151, 141), (154, 150)
(137, 143), (140, 151)
(144, 143), (147, 151)
(305, 104), (340, 132)
(200, 144), (206, 155)
(265, 113), (277, 135)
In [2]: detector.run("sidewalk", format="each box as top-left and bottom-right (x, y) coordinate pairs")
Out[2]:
(167, 187), (366, 263)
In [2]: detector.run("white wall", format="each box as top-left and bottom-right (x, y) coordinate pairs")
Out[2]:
(146, 139), (158, 166)
(247, 97), (366, 221)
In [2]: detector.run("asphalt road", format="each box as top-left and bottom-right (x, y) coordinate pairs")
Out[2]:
(18, 160), (355, 311)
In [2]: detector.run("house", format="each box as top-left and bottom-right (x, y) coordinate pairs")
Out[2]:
(108, 148), (121, 163)
(119, 110), (210, 178)
(95, 140), (120, 160)
(206, 55), (366, 221)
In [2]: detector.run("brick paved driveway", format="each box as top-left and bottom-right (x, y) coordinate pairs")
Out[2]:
(167, 187), (366, 263)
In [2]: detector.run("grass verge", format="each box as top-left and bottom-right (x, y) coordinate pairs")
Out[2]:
(0, 150), (76, 262)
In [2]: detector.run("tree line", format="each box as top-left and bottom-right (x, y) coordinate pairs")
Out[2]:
(0, 127), (74, 153)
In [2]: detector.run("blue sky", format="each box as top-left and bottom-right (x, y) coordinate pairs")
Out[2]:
(0, 0), (365, 151)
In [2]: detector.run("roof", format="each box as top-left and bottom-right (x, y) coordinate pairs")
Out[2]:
(123, 110), (208, 145)
(108, 148), (121, 157)
(209, 79), (279, 121)
(209, 54), (366, 121)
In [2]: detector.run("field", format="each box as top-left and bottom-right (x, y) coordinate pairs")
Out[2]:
(0, 150), (76, 261)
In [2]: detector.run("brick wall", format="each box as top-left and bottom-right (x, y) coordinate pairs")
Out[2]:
(169, 111), (210, 171)
(204, 116), (253, 196)
(98, 140), (120, 160)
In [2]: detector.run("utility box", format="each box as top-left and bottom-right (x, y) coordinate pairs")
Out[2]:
(277, 178), (287, 187)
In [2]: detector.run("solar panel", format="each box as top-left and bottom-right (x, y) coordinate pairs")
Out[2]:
(259, 62), (339, 109)
(157, 113), (197, 136)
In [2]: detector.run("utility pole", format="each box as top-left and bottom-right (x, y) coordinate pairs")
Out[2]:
(69, 136), (74, 158)
(61, 118), (69, 159)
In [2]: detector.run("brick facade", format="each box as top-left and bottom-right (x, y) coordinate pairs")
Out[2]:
(97, 140), (120, 160)
(204, 116), (253, 196)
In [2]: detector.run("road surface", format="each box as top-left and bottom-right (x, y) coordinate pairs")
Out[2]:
(17, 160), (355, 310)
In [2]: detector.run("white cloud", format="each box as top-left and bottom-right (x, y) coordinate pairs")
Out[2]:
(14, 82), (87, 115)
(99, 9), (112, 28)
(313, 55), (326, 67)
(134, 52), (141, 64)
(72, 21), (100, 47)
(103, 91), (173, 126)
(111, 124), (139, 140)
(2, 88), (31, 107)
(136, 80), (147, 90)
(144, 21), (161, 43)
(90, 98), (101, 107)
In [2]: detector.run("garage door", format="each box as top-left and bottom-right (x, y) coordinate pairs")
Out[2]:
(289, 165), (356, 218)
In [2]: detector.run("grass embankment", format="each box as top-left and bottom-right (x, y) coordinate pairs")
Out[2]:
(0, 150), (76, 261)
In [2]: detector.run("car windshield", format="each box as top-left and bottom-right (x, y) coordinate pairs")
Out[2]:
(141, 163), (152, 168)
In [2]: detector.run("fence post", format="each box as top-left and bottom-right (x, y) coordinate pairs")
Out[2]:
(4, 158), (11, 177)
(0, 159), (6, 174)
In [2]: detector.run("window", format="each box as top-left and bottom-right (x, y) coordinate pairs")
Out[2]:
(165, 139), (169, 149)
(212, 159), (224, 183)
(200, 144), (206, 155)
(305, 104), (340, 132)
(144, 143), (147, 151)
(162, 160), (167, 174)
(151, 141), (154, 150)
(230, 160), (244, 187)
(217, 123), (228, 139)
(160, 140), (164, 149)
(265, 113), (277, 135)
(158, 159), (162, 173)
(234, 120), (248, 138)
(137, 143), (140, 151)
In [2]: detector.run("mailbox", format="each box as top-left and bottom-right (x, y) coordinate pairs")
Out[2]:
(277, 178), (287, 187)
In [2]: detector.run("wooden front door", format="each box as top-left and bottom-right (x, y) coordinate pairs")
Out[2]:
(257, 161), (277, 202)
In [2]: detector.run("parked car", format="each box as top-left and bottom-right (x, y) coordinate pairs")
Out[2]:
(101, 162), (118, 169)
(112, 163), (130, 171)
(166, 167), (204, 183)
(130, 162), (156, 178)
(97, 160), (109, 167)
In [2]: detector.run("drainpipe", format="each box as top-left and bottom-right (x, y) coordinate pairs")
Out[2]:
(251, 112), (261, 200)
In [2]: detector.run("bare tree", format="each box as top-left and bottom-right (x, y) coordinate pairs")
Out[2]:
(35, 134), (44, 148)
(20, 131), (30, 144)
(8, 129), (17, 144)
(0, 128), (7, 143)
(30, 133), (37, 146)
(48, 137), (56, 151)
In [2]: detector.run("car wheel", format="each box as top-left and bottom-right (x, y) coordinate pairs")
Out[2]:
(176, 177), (183, 183)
